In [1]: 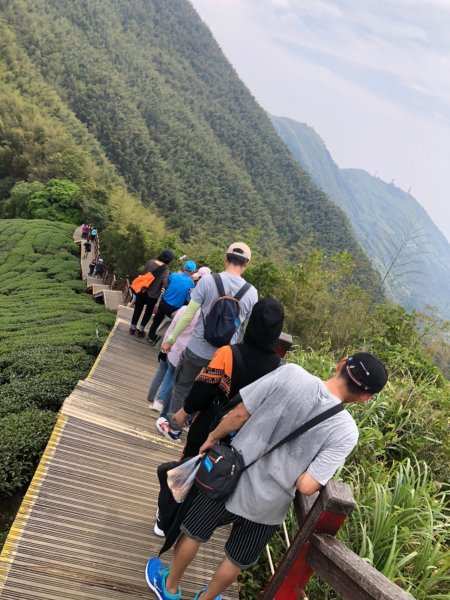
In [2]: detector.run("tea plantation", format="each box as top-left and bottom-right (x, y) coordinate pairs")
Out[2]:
(0, 219), (114, 544)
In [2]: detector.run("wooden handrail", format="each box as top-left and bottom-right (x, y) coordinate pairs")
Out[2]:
(308, 534), (415, 600)
(260, 481), (355, 599)
(260, 481), (416, 599)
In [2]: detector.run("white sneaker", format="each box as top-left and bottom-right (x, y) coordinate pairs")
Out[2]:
(156, 417), (181, 442)
(153, 509), (165, 537)
(154, 521), (165, 537)
(151, 399), (163, 412)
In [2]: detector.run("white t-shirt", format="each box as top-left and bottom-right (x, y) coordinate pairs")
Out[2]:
(226, 363), (359, 525)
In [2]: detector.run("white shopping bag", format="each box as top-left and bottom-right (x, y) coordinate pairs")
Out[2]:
(167, 455), (202, 503)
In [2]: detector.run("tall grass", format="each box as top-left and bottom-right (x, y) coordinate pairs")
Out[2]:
(240, 347), (449, 599)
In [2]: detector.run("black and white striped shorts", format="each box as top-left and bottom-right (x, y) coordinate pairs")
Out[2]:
(181, 492), (278, 569)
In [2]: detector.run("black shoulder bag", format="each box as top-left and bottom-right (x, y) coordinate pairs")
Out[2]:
(195, 402), (344, 501)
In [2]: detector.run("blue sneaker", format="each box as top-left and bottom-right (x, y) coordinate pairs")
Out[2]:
(193, 588), (222, 600)
(145, 557), (181, 600)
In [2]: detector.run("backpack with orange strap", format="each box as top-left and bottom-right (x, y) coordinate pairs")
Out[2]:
(131, 263), (167, 295)
(131, 272), (155, 294)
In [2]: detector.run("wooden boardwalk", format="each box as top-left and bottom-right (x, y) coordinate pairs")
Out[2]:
(0, 232), (238, 599)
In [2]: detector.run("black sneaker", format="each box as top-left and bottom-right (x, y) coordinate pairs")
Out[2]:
(136, 329), (145, 338)
(129, 326), (136, 335)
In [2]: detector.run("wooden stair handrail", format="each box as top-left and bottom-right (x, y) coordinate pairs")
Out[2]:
(308, 534), (415, 600)
(260, 481), (416, 599)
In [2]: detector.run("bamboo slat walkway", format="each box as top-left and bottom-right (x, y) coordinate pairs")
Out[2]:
(0, 230), (238, 600)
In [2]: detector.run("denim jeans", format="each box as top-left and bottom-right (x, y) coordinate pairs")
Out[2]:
(147, 360), (168, 403)
(158, 361), (176, 419)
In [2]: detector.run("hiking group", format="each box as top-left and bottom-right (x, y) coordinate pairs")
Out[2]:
(129, 241), (389, 600)
(81, 223), (105, 278)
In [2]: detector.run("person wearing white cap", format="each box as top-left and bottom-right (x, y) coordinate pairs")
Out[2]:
(161, 243), (258, 431)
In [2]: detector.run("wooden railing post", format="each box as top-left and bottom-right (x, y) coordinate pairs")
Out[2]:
(275, 333), (293, 358)
(307, 535), (415, 600)
(259, 480), (355, 599)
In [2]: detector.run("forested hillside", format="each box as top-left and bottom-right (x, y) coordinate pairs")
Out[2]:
(272, 116), (450, 318)
(1, 4), (448, 597)
(0, 17), (168, 250)
(0, 0), (378, 289)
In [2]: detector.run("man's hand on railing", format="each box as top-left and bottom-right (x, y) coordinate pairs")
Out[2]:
(296, 472), (321, 496)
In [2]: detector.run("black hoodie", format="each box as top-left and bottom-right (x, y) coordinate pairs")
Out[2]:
(182, 297), (284, 458)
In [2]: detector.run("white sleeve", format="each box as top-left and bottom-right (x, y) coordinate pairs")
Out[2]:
(307, 427), (359, 485)
(191, 274), (210, 305)
(240, 367), (281, 414)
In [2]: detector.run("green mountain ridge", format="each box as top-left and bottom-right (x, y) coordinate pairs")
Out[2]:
(0, 18), (168, 240)
(0, 0), (377, 289)
(271, 115), (450, 318)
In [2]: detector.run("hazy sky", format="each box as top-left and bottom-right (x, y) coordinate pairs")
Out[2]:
(190, 0), (450, 241)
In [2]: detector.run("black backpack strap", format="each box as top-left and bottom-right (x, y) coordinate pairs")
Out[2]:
(234, 282), (251, 301)
(212, 273), (226, 298)
(231, 345), (245, 374)
(244, 403), (344, 470)
(151, 264), (167, 278)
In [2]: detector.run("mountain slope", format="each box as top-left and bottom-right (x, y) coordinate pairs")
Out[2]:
(0, 19), (167, 244)
(271, 115), (450, 317)
(0, 0), (376, 281)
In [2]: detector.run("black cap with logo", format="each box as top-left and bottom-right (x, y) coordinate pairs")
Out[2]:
(345, 353), (388, 394)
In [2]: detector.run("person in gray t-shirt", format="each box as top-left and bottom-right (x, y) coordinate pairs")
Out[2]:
(147, 353), (388, 600)
(161, 242), (258, 430)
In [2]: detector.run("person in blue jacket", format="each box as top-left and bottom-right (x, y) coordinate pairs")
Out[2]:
(147, 260), (197, 343)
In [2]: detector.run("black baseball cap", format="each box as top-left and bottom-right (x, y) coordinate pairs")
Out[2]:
(345, 353), (388, 394)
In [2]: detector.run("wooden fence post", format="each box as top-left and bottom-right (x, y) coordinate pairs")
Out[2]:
(307, 535), (415, 600)
(275, 333), (293, 358)
(259, 480), (355, 600)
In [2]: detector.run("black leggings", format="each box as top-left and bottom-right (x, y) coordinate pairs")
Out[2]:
(131, 294), (157, 328)
(147, 298), (177, 339)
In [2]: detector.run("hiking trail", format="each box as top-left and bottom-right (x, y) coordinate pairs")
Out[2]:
(0, 227), (238, 600)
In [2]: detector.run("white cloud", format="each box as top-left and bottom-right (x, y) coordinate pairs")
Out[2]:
(189, 0), (450, 241)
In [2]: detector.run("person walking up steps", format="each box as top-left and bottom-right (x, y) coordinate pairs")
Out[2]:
(89, 226), (97, 243)
(150, 305), (200, 443)
(161, 242), (258, 420)
(147, 260), (197, 344)
(147, 268), (212, 413)
(146, 353), (388, 600)
(81, 223), (90, 240)
(83, 239), (92, 259)
(130, 250), (174, 337)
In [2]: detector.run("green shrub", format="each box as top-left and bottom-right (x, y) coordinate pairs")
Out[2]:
(0, 219), (113, 502)
(240, 345), (449, 599)
(0, 409), (56, 495)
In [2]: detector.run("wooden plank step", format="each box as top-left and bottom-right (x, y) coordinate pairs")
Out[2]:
(103, 290), (124, 311)
(117, 304), (134, 322)
(0, 316), (238, 599)
(92, 284), (111, 295)
(86, 275), (102, 287)
(0, 230), (238, 600)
